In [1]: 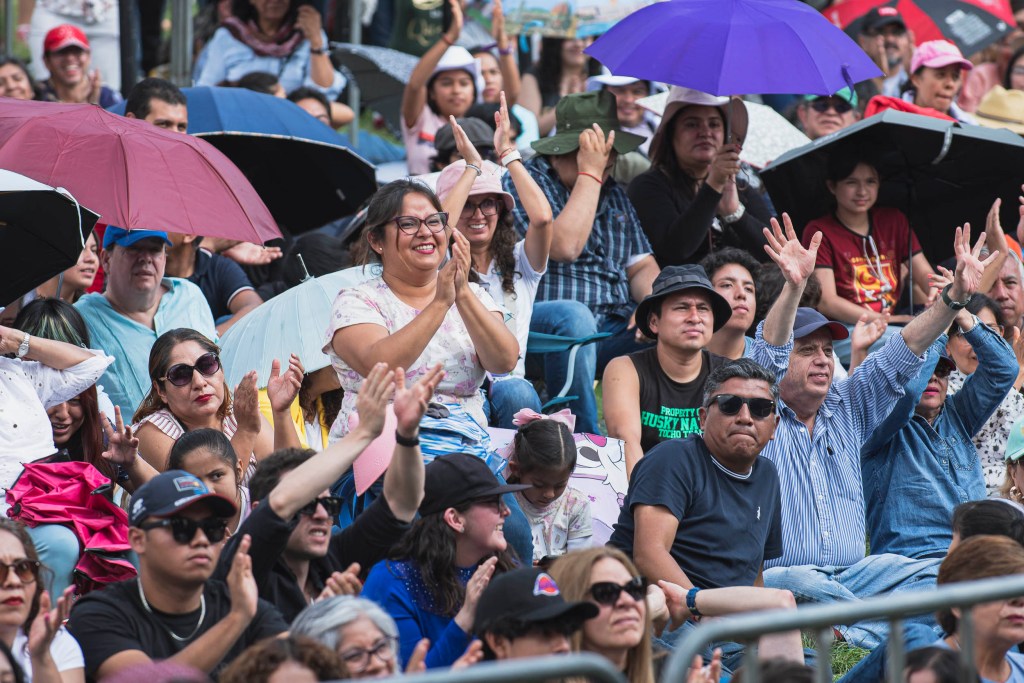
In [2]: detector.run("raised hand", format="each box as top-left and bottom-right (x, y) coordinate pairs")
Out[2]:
(453, 556), (498, 631)
(405, 638), (430, 673)
(576, 124), (615, 178)
(27, 586), (74, 662)
(686, 649), (723, 683)
(452, 640), (484, 669)
(444, 0), (463, 44)
(491, 0), (508, 47)
(233, 371), (262, 435)
(393, 364), (445, 438)
(450, 229), (472, 297)
(927, 265), (954, 307)
(951, 223), (999, 300)
(228, 534), (259, 621)
(851, 311), (889, 354)
(267, 354), (304, 413)
(295, 4), (325, 46)
(450, 115), (484, 168)
(316, 563), (363, 600)
(763, 213), (821, 286)
(494, 91), (516, 159)
(353, 362), (396, 439)
(223, 242), (283, 266)
(100, 405), (139, 466)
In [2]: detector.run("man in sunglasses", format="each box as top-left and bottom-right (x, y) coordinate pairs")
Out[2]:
(795, 88), (859, 141)
(604, 264), (734, 477)
(215, 363), (443, 623)
(66, 471), (288, 680)
(749, 217), (997, 649)
(473, 567), (598, 661)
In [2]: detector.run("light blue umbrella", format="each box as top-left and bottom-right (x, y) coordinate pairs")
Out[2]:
(218, 266), (375, 387)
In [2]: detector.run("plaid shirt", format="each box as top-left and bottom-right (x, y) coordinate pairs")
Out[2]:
(503, 156), (652, 320)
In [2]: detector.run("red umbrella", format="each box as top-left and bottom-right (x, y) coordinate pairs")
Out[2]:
(825, 0), (1015, 57)
(0, 99), (280, 244)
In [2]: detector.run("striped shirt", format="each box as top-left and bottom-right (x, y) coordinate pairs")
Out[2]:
(503, 156), (652, 320)
(749, 323), (924, 568)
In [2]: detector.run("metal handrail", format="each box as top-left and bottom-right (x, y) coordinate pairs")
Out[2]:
(661, 573), (1024, 683)
(328, 652), (627, 683)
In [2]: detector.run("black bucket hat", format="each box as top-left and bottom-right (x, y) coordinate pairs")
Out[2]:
(635, 264), (733, 339)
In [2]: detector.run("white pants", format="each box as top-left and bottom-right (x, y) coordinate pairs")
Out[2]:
(29, 3), (121, 90)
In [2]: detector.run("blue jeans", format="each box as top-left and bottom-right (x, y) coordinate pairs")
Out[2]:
(655, 620), (818, 676)
(27, 524), (80, 599)
(764, 554), (941, 649)
(527, 300), (650, 434)
(833, 324), (904, 367)
(837, 623), (941, 682)
(487, 377), (543, 429)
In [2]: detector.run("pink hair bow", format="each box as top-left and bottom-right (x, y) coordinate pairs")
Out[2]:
(512, 408), (576, 432)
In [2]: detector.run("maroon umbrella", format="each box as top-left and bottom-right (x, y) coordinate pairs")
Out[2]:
(0, 99), (280, 244)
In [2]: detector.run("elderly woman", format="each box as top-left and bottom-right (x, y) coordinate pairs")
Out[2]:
(627, 86), (773, 267)
(325, 180), (519, 437)
(292, 596), (404, 678)
(903, 40), (976, 123)
(194, 0), (344, 99)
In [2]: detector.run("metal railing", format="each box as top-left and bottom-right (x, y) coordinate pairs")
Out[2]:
(334, 652), (626, 683)
(662, 574), (1024, 683)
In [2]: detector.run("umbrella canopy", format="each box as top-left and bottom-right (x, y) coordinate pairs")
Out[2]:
(111, 87), (377, 233)
(825, 0), (1014, 59)
(637, 91), (811, 168)
(760, 109), (1024, 264)
(330, 43), (418, 134)
(585, 0), (883, 96)
(0, 99), (279, 244)
(0, 169), (100, 303)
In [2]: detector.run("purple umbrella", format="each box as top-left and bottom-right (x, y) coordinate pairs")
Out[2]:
(585, 0), (883, 96)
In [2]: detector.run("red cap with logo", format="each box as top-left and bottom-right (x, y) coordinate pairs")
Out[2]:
(44, 25), (90, 54)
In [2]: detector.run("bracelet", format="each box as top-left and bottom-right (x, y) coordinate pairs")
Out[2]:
(501, 150), (522, 167)
(395, 430), (420, 447)
(686, 587), (702, 617)
(578, 171), (603, 186)
(441, 34), (455, 46)
(721, 203), (746, 224)
(465, 162), (482, 176)
(498, 45), (515, 56)
(310, 46), (328, 55)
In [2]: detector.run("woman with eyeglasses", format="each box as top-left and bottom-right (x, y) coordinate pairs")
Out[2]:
(132, 328), (304, 485)
(327, 178), (519, 439)
(435, 100), (553, 428)
(0, 519), (81, 683)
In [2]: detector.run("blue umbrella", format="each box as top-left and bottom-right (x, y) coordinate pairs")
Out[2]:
(584, 0), (883, 96)
(112, 87), (376, 233)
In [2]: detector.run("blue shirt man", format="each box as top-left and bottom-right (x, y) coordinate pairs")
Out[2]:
(76, 227), (217, 414)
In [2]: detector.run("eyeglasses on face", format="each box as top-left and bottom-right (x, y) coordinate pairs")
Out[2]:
(708, 394), (776, 419)
(810, 98), (853, 115)
(297, 496), (344, 519)
(460, 198), (499, 217)
(391, 213), (449, 235)
(589, 576), (648, 605)
(140, 517), (229, 544)
(160, 352), (221, 387)
(0, 559), (39, 585)
(933, 363), (953, 380)
(339, 636), (397, 673)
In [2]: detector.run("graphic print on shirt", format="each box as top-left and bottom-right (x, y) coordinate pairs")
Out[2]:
(851, 256), (898, 308)
(639, 405), (702, 442)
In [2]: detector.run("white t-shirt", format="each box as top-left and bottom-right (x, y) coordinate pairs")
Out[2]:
(474, 240), (546, 379)
(12, 627), (84, 681)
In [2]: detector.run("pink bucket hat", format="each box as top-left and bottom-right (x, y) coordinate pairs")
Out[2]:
(911, 40), (973, 73)
(435, 159), (515, 211)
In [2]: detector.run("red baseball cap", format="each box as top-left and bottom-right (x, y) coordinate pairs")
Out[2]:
(44, 25), (90, 54)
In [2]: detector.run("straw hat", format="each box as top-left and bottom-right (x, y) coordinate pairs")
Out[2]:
(976, 86), (1024, 135)
(644, 86), (749, 160)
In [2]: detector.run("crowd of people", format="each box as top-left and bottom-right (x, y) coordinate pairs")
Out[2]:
(7, 0), (1024, 682)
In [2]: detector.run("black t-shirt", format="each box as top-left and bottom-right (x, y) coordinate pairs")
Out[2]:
(66, 578), (287, 681)
(187, 248), (255, 320)
(629, 347), (729, 453)
(608, 436), (783, 589)
(215, 493), (410, 624)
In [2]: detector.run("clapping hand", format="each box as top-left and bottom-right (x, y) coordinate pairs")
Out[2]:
(27, 586), (74, 663)
(851, 311), (890, 355)
(685, 650), (722, 683)
(227, 535), (259, 621)
(316, 563), (363, 600)
(233, 371), (262, 435)
(494, 91), (515, 159)
(450, 115), (484, 168)
(393, 364), (445, 439)
(267, 354), (304, 414)
(353, 363), (396, 440)
(99, 406), (139, 466)
(763, 213), (821, 287)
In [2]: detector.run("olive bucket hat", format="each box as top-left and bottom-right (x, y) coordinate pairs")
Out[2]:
(531, 90), (647, 157)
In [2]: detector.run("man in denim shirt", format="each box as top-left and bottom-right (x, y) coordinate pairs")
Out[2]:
(861, 311), (1017, 560)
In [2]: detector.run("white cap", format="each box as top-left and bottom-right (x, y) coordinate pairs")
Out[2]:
(431, 45), (479, 80)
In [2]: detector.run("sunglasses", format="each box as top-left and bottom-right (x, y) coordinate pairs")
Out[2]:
(0, 559), (39, 585)
(140, 517), (229, 544)
(160, 352), (221, 387)
(589, 576), (648, 605)
(933, 363), (953, 380)
(298, 496), (344, 519)
(709, 394), (776, 419)
(810, 98), (853, 114)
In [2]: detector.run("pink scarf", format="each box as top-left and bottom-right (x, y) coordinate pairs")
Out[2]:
(222, 16), (304, 59)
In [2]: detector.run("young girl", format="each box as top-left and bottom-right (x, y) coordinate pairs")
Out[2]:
(505, 412), (593, 564)
(168, 429), (251, 538)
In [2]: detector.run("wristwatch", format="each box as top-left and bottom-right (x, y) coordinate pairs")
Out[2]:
(15, 333), (29, 359)
(940, 283), (972, 310)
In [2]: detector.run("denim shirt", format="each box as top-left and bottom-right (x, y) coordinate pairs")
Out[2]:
(861, 322), (1017, 559)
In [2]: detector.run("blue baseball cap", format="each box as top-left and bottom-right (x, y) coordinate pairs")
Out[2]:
(128, 470), (236, 526)
(102, 226), (172, 250)
(803, 87), (858, 108)
(793, 307), (849, 341)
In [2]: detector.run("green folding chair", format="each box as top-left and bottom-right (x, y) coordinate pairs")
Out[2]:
(526, 331), (612, 412)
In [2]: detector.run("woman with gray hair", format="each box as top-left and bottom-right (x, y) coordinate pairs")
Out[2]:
(291, 596), (401, 678)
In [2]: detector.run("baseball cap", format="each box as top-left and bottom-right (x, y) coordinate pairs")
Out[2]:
(473, 567), (599, 635)
(803, 87), (858, 108)
(792, 307), (850, 341)
(861, 6), (906, 34)
(129, 470), (236, 526)
(435, 160), (515, 210)
(431, 46), (479, 81)
(911, 40), (974, 74)
(433, 117), (495, 156)
(419, 453), (530, 517)
(634, 264), (733, 338)
(935, 352), (956, 376)
(103, 226), (172, 250)
(44, 25), (90, 54)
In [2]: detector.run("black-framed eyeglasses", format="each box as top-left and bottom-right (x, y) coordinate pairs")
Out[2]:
(589, 576), (648, 606)
(460, 198), (499, 217)
(339, 636), (398, 673)
(810, 98), (853, 115)
(0, 559), (39, 585)
(391, 213), (448, 235)
(709, 394), (776, 419)
(140, 517), (229, 544)
(160, 352), (221, 387)
(470, 495), (507, 513)
(298, 496), (344, 519)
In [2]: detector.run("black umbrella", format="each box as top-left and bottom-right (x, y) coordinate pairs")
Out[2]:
(0, 170), (99, 304)
(331, 43), (418, 133)
(761, 110), (1024, 266)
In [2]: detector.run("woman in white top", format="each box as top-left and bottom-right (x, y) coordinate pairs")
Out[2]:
(435, 97), (553, 427)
